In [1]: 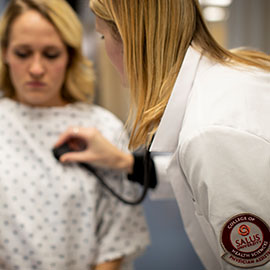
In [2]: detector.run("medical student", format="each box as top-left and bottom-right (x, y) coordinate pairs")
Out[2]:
(55, 0), (270, 269)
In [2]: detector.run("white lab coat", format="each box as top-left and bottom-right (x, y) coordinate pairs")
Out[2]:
(151, 46), (270, 269)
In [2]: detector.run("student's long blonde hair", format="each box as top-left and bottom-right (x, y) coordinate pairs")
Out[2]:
(90, 0), (270, 149)
(0, 0), (95, 103)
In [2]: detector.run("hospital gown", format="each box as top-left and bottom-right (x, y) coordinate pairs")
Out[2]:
(0, 98), (150, 270)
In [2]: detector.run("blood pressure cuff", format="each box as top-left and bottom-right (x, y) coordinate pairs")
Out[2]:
(127, 151), (157, 189)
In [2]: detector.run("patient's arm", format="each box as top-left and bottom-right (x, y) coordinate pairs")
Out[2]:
(93, 257), (123, 270)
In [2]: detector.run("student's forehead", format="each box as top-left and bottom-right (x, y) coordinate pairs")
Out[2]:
(95, 16), (108, 31)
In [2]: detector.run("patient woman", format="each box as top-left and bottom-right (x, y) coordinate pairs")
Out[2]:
(0, 0), (149, 269)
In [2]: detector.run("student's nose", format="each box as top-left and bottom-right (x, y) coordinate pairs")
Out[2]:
(29, 55), (45, 78)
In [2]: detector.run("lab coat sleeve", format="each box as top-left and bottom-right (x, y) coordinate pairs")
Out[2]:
(180, 126), (270, 269)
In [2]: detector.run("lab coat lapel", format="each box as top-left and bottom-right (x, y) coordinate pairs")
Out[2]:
(151, 46), (202, 153)
(150, 47), (221, 269)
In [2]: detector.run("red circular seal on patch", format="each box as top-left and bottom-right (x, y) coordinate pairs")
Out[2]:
(221, 213), (270, 268)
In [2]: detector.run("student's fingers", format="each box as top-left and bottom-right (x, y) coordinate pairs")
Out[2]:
(59, 150), (94, 164)
(54, 127), (84, 147)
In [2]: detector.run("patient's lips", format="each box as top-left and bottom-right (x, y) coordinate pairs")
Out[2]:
(27, 81), (46, 87)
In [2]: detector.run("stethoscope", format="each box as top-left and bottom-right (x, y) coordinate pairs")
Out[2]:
(53, 142), (151, 205)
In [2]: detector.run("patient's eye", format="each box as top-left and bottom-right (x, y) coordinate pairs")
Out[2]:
(43, 52), (61, 59)
(14, 50), (31, 58)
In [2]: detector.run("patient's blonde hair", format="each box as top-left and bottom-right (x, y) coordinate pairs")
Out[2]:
(90, 0), (270, 149)
(0, 0), (95, 103)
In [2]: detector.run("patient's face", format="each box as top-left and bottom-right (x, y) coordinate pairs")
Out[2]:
(4, 10), (69, 107)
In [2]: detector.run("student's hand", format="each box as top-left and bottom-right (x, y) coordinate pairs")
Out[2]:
(54, 127), (134, 173)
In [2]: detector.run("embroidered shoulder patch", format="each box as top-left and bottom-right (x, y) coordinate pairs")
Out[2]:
(221, 213), (270, 268)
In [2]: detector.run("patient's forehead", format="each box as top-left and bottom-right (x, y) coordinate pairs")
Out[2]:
(8, 9), (65, 49)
